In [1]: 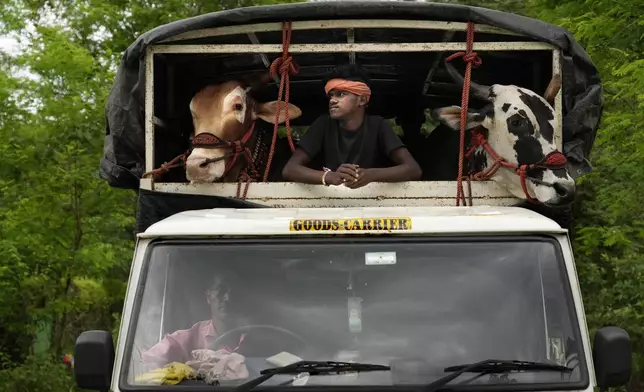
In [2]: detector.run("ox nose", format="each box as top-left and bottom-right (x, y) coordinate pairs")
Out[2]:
(552, 181), (575, 205)
(185, 150), (226, 182)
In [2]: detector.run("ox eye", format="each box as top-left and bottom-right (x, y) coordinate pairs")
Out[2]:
(234, 103), (243, 111)
(511, 118), (524, 127)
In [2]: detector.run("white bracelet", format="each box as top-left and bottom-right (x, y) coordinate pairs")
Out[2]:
(321, 171), (329, 186)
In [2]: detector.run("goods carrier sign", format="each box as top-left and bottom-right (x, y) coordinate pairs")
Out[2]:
(289, 217), (412, 232)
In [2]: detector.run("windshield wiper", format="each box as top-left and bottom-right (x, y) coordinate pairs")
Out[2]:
(234, 360), (391, 392)
(424, 359), (572, 392)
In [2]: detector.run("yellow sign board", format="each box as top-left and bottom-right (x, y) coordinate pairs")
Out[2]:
(289, 217), (412, 232)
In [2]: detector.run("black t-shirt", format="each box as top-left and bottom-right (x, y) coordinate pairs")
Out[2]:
(297, 114), (405, 171)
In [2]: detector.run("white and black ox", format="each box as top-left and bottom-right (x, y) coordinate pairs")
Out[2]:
(432, 62), (575, 207)
(185, 76), (302, 183)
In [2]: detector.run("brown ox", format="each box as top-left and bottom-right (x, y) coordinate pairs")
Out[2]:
(186, 79), (302, 183)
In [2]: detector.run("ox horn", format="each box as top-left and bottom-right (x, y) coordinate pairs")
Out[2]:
(543, 74), (562, 106)
(444, 61), (491, 101)
(245, 72), (272, 93)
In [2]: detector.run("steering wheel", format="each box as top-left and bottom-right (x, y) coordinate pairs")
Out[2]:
(209, 324), (309, 358)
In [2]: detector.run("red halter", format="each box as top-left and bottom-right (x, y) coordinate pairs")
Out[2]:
(190, 122), (259, 180)
(465, 127), (568, 204)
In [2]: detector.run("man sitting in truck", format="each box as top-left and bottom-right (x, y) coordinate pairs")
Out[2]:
(282, 64), (422, 187)
(141, 271), (246, 368)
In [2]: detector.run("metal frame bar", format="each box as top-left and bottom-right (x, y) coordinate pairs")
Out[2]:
(158, 19), (524, 43)
(347, 28), (356, 64)
(144, 181), (519, 207)
(422, 31), (456, 95)
(145, 49), (154, 174)
(150, 42), (554, 54)
(246, 32), (280, 84)
(552, 48), (563, 151)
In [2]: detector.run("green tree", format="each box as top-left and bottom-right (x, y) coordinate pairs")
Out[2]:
(1, 1), (305, 386)
(0, 0), (137, 371)
(1, 0), (643, 391)
(525, 0), (644, 389)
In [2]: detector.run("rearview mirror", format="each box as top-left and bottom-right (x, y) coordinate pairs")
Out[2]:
(593, 326), (631, 391)
(74, 330), (115, 392)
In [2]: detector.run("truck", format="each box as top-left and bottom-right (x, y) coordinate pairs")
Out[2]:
(73, 2), (632, 392)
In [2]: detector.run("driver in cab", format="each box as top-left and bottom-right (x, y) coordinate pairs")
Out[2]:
(141, 272), (244, 368)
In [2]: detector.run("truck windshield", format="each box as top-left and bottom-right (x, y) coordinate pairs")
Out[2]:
(123, 237), (586, 389)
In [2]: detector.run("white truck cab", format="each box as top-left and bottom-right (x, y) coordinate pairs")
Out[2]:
(79, 2), (631, 391)
(74, 206), (631, 392)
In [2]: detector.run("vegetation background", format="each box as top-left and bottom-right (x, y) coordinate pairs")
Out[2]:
(0, 0), (642, 390)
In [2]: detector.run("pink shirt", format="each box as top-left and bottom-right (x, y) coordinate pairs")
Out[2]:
(141, 320), (219, 367)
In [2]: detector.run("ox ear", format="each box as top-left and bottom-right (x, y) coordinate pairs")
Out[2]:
(430, 106), (486, 131)
(254, 101), (303, 124)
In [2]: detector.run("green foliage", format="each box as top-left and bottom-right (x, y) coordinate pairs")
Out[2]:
(0, 355), (78, 392)
(0, 0), (305, 388)
(1, 0), (643, 390)
(427, 1), (644, 389)
(0, 0), (138, 385)
(526, 0), (644, 388)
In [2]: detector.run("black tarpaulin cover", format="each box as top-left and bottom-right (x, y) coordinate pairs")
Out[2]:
(102, 1), (602, 192)
(135, 189), (264, 234)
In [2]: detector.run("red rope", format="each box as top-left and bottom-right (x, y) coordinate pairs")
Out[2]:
(223, 122), (256, 176)
(445, 22), (481, 206)
(141, 152), (187, 180)
(237, 171), (254, 199)
(263, 21), (299, 182)
(226, 123), (260, 200)
(466, 127), (568, 204)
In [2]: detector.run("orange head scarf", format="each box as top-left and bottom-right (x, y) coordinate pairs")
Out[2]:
(324, 78), (371, 103)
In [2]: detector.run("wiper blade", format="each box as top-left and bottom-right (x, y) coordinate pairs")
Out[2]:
(444, 359), (572, 373)
(234, 360), (390, 392)
(424, 359), (572, 392)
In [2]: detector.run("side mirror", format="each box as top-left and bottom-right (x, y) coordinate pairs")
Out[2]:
(74, 330), (115, 392)
(593, 326), (631, 390)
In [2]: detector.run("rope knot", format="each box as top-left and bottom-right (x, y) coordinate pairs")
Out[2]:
(471, 130), (486, 147)
(463, 52), (482, 67)
(270, 55), (299, 79)
(445, 51), (482, 68)
(230, 141), (245, 154)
